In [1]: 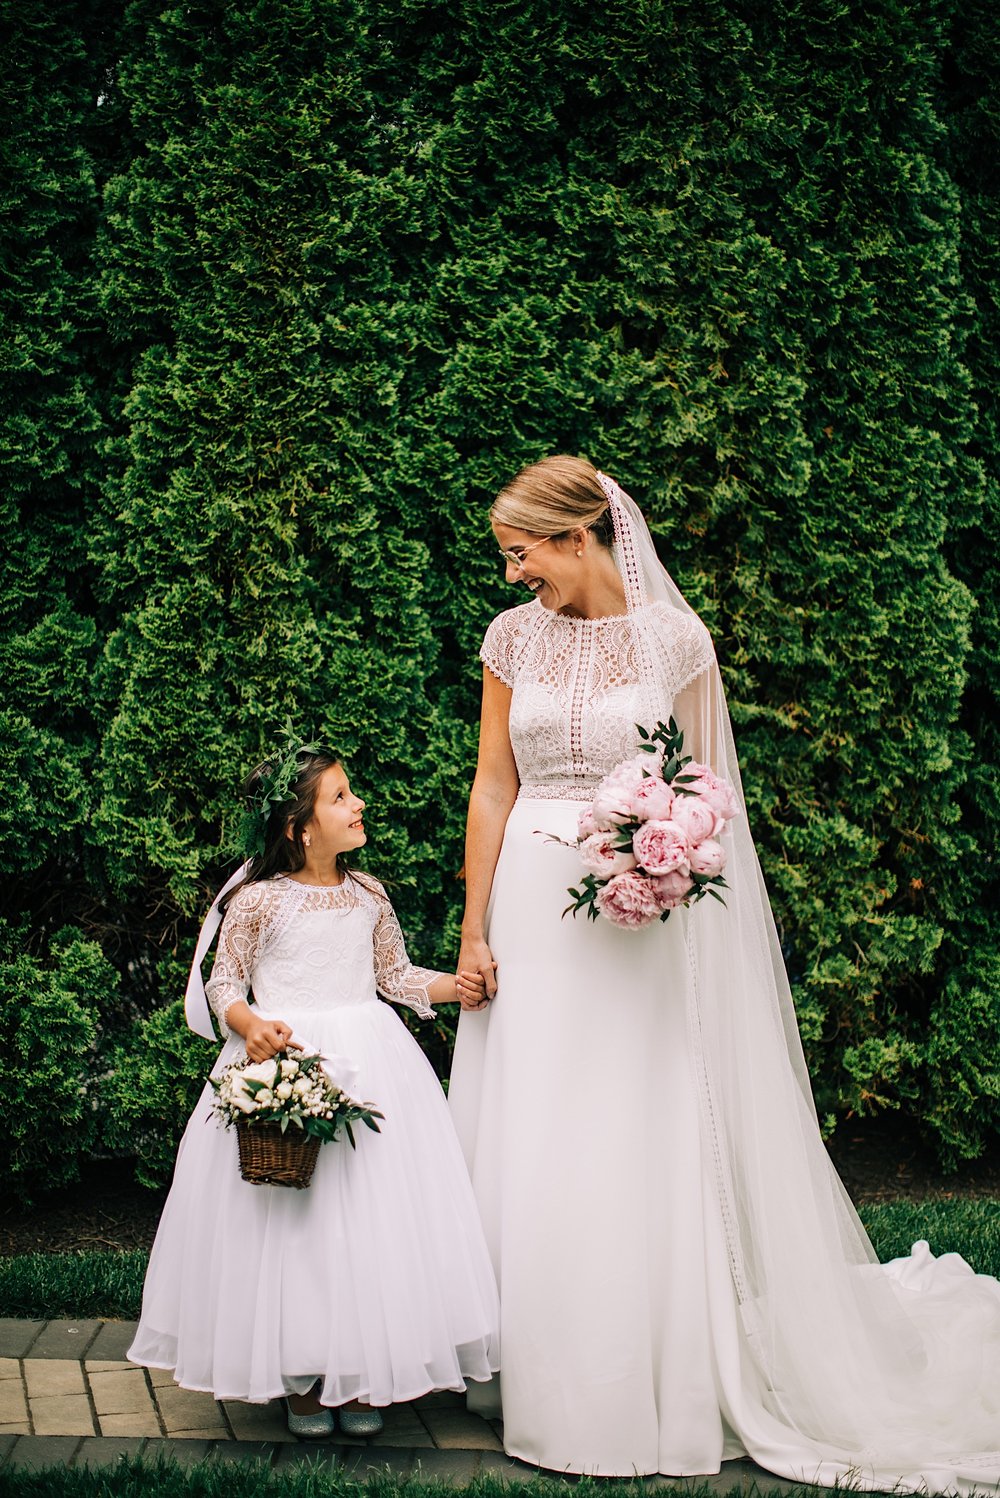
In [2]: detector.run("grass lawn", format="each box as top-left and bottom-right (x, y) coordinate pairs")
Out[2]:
(0, 1457), (915, 1498)
(2, 1198), (998, 1321)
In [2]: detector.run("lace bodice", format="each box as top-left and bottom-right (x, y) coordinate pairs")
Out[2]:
(204, 873), (439, 1036)
(481, 599), (715, 800)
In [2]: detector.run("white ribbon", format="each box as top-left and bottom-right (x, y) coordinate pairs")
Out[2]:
(286, 1033), (362, 1098)
(184, 861), (252, 1039)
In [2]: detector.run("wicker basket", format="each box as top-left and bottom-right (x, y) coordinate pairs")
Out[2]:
(236, 1119), (321, 1189)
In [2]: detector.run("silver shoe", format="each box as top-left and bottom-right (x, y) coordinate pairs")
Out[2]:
(285, 1401), (336, 1439)
(337, 1405), (384, 1436)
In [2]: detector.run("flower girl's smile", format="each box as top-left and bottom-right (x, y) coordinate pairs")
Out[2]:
(296, 763), (368, 868)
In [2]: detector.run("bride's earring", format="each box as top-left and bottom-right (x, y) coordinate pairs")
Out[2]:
(303, 834), (311, 846)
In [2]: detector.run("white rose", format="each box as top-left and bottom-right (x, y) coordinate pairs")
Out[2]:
(292, 1076), (311, 1095)
(276, 1081), (293, 1100)
(255, 1087), (274, 1107)
(230, 1092), (256, 1115)
(225, 1072), (251, 1103)
(243, 1059), (279, 1088)
(280, 1059), (299, 1079)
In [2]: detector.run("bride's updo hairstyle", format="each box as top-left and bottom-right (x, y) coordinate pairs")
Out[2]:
(491, 454), (615, 548)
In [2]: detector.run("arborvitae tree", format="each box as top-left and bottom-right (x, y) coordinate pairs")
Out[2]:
(930, 0), (1000, 1163)
(0, 3), (107, 891)
(2, 0), (997, 1189)
(0, 1), (134, 1191)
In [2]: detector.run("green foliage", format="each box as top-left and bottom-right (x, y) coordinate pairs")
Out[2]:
(0, 924), (117, 1192)
(1, 0), (998, 1193)
(101, 999), (216, 1189)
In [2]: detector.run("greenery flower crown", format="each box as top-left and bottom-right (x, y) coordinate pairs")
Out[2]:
(233, 721), (323, 863)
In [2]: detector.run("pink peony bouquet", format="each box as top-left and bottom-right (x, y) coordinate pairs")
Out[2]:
(550, 719), (739, 930)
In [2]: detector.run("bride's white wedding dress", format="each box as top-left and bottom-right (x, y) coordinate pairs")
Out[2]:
(449, 589), (1000, 1487)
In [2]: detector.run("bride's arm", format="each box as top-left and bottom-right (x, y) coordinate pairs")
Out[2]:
(458, 665), (519, 1006)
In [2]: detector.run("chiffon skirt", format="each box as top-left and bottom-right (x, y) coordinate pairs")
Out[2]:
(129, 998), (499, 1405)
(449, 797), (1000, 1483)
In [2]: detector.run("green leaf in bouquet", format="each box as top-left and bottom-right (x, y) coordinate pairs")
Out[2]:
(362, 1112), (383, 1133)
(345, 1121), (357, 1149)
(706, 887), (727, 903)
(636, 723), (650, 740)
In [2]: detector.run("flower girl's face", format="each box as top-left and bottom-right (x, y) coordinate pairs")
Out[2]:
(303, 764), (367, 860)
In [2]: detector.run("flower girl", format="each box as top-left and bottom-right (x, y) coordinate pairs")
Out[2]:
(128, 736), (499, 1437)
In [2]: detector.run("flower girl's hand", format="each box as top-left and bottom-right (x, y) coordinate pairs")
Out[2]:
(244, 1015), (295, 1062)
(456, 969), (490, 1009)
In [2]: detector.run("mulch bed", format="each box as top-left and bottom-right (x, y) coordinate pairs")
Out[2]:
(3, 1118), (999, 1257)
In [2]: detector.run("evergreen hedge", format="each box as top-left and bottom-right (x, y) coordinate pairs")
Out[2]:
(1, 0), (997, 1196)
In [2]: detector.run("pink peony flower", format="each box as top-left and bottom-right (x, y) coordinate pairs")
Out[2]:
(577, 806), (598, 839)
(630, 775), (675, 823)
(579, 832), (638, 879)
(651, 869), (695, 909)
(683, 763), (740, 822)
(595, 869), (663, 929)
(632, 818), (691, 876)
(687, 838), (727, 877)
(668, 793), (720, 844)
(591, 755), (650, 828)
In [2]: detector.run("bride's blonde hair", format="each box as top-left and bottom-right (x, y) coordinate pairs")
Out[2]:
(491, 455), (612, 542)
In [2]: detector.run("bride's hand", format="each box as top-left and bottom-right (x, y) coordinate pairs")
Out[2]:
(457, 936), (498, 1010)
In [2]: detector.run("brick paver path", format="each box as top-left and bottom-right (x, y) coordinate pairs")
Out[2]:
(0, 1318), (514, 1481)
(0, 1320), (797, 1489)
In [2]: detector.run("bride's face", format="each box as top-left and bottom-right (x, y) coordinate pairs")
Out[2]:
(494, 522), (582, 614)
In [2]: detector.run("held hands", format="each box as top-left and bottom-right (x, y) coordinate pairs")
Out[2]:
(456, 937), (498, 1011)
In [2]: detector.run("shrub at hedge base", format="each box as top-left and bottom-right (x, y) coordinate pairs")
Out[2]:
(1, 0), (998, 1194)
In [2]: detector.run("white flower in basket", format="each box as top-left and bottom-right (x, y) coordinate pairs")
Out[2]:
(211, 1051), (382, 1187)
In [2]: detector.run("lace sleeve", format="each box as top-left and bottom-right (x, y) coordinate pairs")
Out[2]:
(480, 604), (533, 687)
(647, 602), (716, 702)
(367, 885), (439, 1021)
(204, 883), (275, 1038)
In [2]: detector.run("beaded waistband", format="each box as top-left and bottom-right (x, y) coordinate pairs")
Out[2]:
(517, 782), (594, 803)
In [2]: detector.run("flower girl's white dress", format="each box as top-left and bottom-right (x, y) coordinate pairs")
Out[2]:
(129, 873), (499, 1406)
(449, 597), (1000, 1488)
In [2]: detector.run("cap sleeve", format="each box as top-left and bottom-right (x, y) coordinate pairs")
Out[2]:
(647, 603), (717, 701)
(480, 605), (530, 687)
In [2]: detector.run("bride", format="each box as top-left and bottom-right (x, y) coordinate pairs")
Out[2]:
(448, 454), (1000, 1486)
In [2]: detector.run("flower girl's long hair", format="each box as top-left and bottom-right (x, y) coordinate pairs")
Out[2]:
(222, 748), (384, 910)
